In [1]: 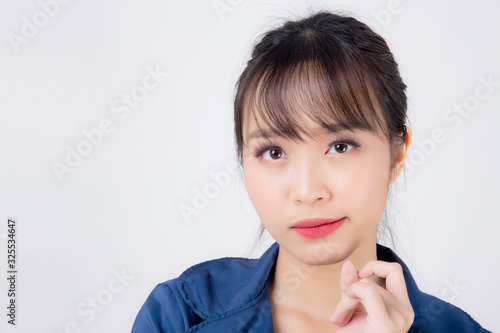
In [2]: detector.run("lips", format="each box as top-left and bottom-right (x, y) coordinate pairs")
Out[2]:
(292, 218), (344, 228)
(291, 217), (345, 239)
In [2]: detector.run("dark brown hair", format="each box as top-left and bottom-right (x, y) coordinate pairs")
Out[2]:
(234, 11), (409, 164)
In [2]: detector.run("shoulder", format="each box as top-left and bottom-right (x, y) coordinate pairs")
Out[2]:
(176, 253), (271, 316)
(408, 292), (491, 333)
(131, 278), (194, 332)
(376, 244), (491, 333)
(131, 242), (280, 332)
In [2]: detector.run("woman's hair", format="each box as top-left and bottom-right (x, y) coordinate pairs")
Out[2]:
(233, 10), (410, 250)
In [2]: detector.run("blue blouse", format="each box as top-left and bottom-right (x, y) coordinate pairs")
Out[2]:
(131, 242), (491, 332)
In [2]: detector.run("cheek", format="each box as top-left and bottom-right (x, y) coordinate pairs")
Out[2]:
(334, 156), (391, 221)
(243, 162), (279, 216)
(243, 163), (295, 238)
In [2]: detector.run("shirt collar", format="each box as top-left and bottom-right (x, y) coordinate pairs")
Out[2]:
(176, 242), (280, 319)
(177, 241), (420, 320)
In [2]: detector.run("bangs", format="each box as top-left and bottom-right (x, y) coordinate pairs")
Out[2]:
(238, 36), (389, 149)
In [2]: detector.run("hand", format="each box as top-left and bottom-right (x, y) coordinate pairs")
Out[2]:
(329, 260), (414, 333)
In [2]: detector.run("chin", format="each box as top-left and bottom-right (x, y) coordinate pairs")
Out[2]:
(292, 238), (352, 265)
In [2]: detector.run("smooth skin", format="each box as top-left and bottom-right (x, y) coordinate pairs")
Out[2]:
(242, 112), (413, 332)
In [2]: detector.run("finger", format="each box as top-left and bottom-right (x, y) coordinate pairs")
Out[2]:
(358, 261), (412, 308)
(330, 261), (361, 326)
(343, 279), (392, 324)
(340, 260), (359, 293)
(330, 279), (390, 326)
(351, 278), (402, 313)
(329, 292), (361, 326)
(347, 278), (415, 330)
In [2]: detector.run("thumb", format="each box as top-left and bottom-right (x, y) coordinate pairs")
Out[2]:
(340, 260), (359, 294)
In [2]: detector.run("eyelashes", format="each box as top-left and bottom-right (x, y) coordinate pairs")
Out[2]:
(252, 144), (281, 159)
(252, 136), (361, 160)
(329, 138), (361, 153)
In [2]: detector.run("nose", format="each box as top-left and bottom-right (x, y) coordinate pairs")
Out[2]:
(288, 156), (332, 205)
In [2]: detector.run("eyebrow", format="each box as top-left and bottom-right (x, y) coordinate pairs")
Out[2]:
(247, 123), (365, 141)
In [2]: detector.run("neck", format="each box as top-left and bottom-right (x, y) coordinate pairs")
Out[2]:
(268, 238), (384, 320)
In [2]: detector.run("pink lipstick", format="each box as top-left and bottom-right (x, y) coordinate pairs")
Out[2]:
(292, 218), (344, 239)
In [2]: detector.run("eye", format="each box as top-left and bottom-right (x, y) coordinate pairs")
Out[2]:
(253, 144), (287, 161)
(327, 138), (360, 154)
(328, 143), (354, 154)
(261, 147), (286, 161)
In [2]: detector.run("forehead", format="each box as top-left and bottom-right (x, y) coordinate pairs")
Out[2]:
(244, 112), (366, 142)
(239, 60), (388, 146)
(242, 97), (385, 147)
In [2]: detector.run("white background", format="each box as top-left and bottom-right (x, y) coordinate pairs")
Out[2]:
(1, 0), (499, 332)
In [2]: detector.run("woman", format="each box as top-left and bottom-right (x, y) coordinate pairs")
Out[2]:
(131, 10), (491, 332)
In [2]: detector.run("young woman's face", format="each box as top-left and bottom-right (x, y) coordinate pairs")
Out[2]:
(242, 111), (404, 265)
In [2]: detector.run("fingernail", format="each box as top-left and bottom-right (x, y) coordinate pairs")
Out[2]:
(342, 260), (352, 271)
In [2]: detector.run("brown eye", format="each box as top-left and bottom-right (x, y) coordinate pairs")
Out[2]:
(329, 143), (354, 154)
(262, 148), (285, 160)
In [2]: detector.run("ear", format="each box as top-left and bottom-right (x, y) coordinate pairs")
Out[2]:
(389, 126), (411, 184)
